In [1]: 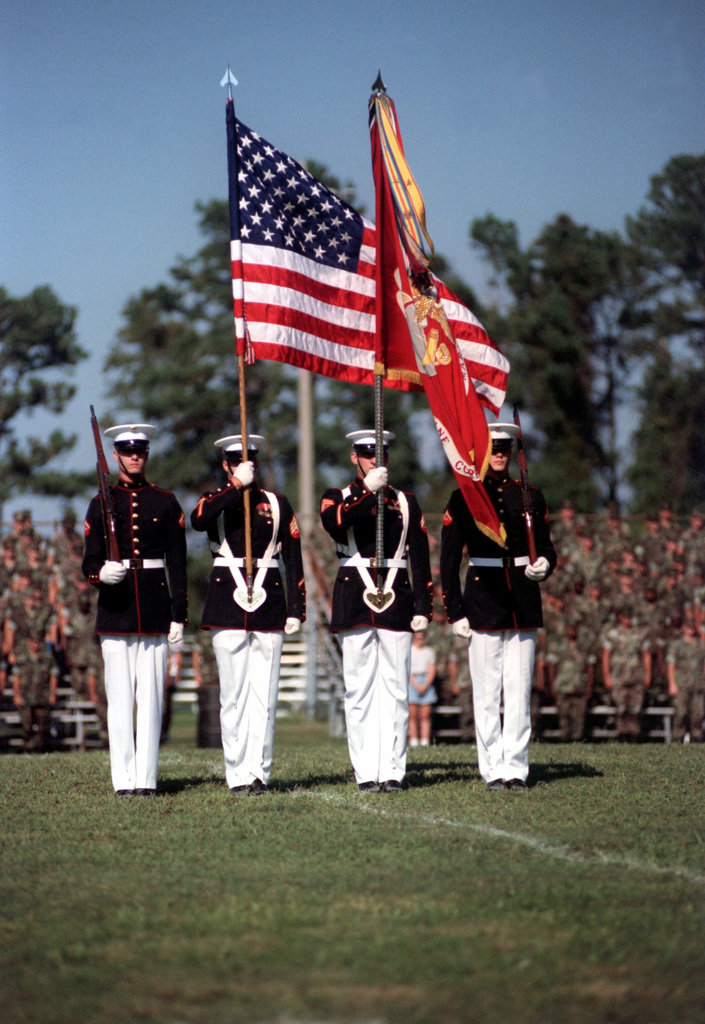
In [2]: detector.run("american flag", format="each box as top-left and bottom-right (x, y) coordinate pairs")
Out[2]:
(226, 99), (508, 409)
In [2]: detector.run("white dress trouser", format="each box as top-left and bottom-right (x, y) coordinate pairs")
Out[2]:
(100, 635), (167, 792)
(341, 626), (411, 785)
(468, 629), (536, 784)
(211, 629), (284, 789)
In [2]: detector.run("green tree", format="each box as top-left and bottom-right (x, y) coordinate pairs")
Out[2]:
(470, 213), (632, 510)
(0, 285), (88, 516)
(627, 344), (705, 512)
(626, 153), (705, 355)
(626, 154), (705, 511)
(105, 200), (298, 497)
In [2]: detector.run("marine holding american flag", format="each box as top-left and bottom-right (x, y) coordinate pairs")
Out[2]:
(190, 435), (305, 796)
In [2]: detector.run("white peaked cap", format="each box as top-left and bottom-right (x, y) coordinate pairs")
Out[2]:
(346, 429), (396, 446)
(489, 422), (519, 441)
(104, 424), (156, 443)
(214, 434), (265, 453)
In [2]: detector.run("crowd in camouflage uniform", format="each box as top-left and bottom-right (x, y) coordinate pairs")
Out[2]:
(4, 497), (704, 753)
(314, 501), (705, 745)
(537, 502), (705, 742)
(0, 509), (108, 752)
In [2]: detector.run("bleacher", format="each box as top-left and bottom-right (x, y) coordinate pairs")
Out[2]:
(0, 686), (104, 752)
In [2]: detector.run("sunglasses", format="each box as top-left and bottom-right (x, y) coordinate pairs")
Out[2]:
(227, 450), (259, 464)
(354, 446), (388, 457)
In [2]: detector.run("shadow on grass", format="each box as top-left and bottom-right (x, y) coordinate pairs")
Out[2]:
(405, 759), (604, 790)
(529, 761), (604, 785)
(404, 759), (481, 788)
(159, 774), (225, 795)
(159, 770), (356, 794)
(273, 769), (354, 791)
(156, 761), (603, 795)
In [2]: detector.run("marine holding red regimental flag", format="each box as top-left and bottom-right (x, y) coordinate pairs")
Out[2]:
(320, 429), (433, 793)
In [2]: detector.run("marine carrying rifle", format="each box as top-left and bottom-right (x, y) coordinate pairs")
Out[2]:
(513, 403), (538, 564)
(90, 405), (121, 563)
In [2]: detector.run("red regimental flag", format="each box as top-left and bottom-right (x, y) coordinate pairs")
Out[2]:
(369, 91), (508, 547)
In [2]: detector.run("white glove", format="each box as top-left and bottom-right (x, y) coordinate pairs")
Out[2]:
(410, 615), (429, 632)
(233, 460), (255, 487)
(168, 622), (184, 645)
(451, 617), (472, 638)
(525, 556), (550, 581)
(364, 466), (388, 492)
(284, 617), (301, 635)
(99, 561), (127, 585)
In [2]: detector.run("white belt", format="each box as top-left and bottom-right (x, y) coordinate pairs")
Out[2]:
(469, 556), (531, 568)
(121, 558), (165, 569)
(213, 556), (279, 568)
(340, 556), (408, 569)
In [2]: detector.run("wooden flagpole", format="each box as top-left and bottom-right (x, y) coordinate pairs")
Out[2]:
(224, 67), (254, 604)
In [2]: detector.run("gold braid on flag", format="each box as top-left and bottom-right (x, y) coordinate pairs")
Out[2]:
(372, 94), (434, 273)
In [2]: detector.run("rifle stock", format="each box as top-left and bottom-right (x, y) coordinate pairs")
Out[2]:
(90, 406), (121, 563)
(513, 404), (538, 564)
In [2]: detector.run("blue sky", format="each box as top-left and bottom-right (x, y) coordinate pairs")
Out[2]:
(2, 0), (704, 523)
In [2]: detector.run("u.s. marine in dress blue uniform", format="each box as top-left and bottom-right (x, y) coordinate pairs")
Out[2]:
(190, 434), (305, 794)
(82, 423), (187, 796)
(440, 422), (556, 790)
(320, 430), (433, 792)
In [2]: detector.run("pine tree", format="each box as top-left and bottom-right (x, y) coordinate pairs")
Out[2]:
(0, 285), (88, 516)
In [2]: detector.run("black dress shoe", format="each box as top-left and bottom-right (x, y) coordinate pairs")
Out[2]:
(230, 785), (249, 795)
(248, 778), (269, 796)
(380, 779), (404, 793)
(485, 779), (506, 791)
(358, 781), (381, 793)
(506, 778), (528, 790)
(115, 789), (134, 797)
(136, 788), (157, 797)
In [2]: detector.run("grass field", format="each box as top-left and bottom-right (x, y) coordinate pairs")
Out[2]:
(2, 711), (704, 1024)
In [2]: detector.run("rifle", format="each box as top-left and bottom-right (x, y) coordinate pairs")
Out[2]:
(513, 404), (538, 564)
(90, 406), (121, 563)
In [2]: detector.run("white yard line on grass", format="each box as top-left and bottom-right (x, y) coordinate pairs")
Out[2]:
(302, 790), (705, 888)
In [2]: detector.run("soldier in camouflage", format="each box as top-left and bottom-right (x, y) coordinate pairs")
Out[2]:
(9, 597), (58, 753)
(601, 601), (652, 741)
(59, 573), (109, 747)
(547, 620), (593, 741)
(666, 609), (705, 743)
(52, 510), (84, 581)
(679, 509), (705, 577)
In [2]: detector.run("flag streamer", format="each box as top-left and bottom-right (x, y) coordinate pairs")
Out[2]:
(370, 93), (434, 274)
